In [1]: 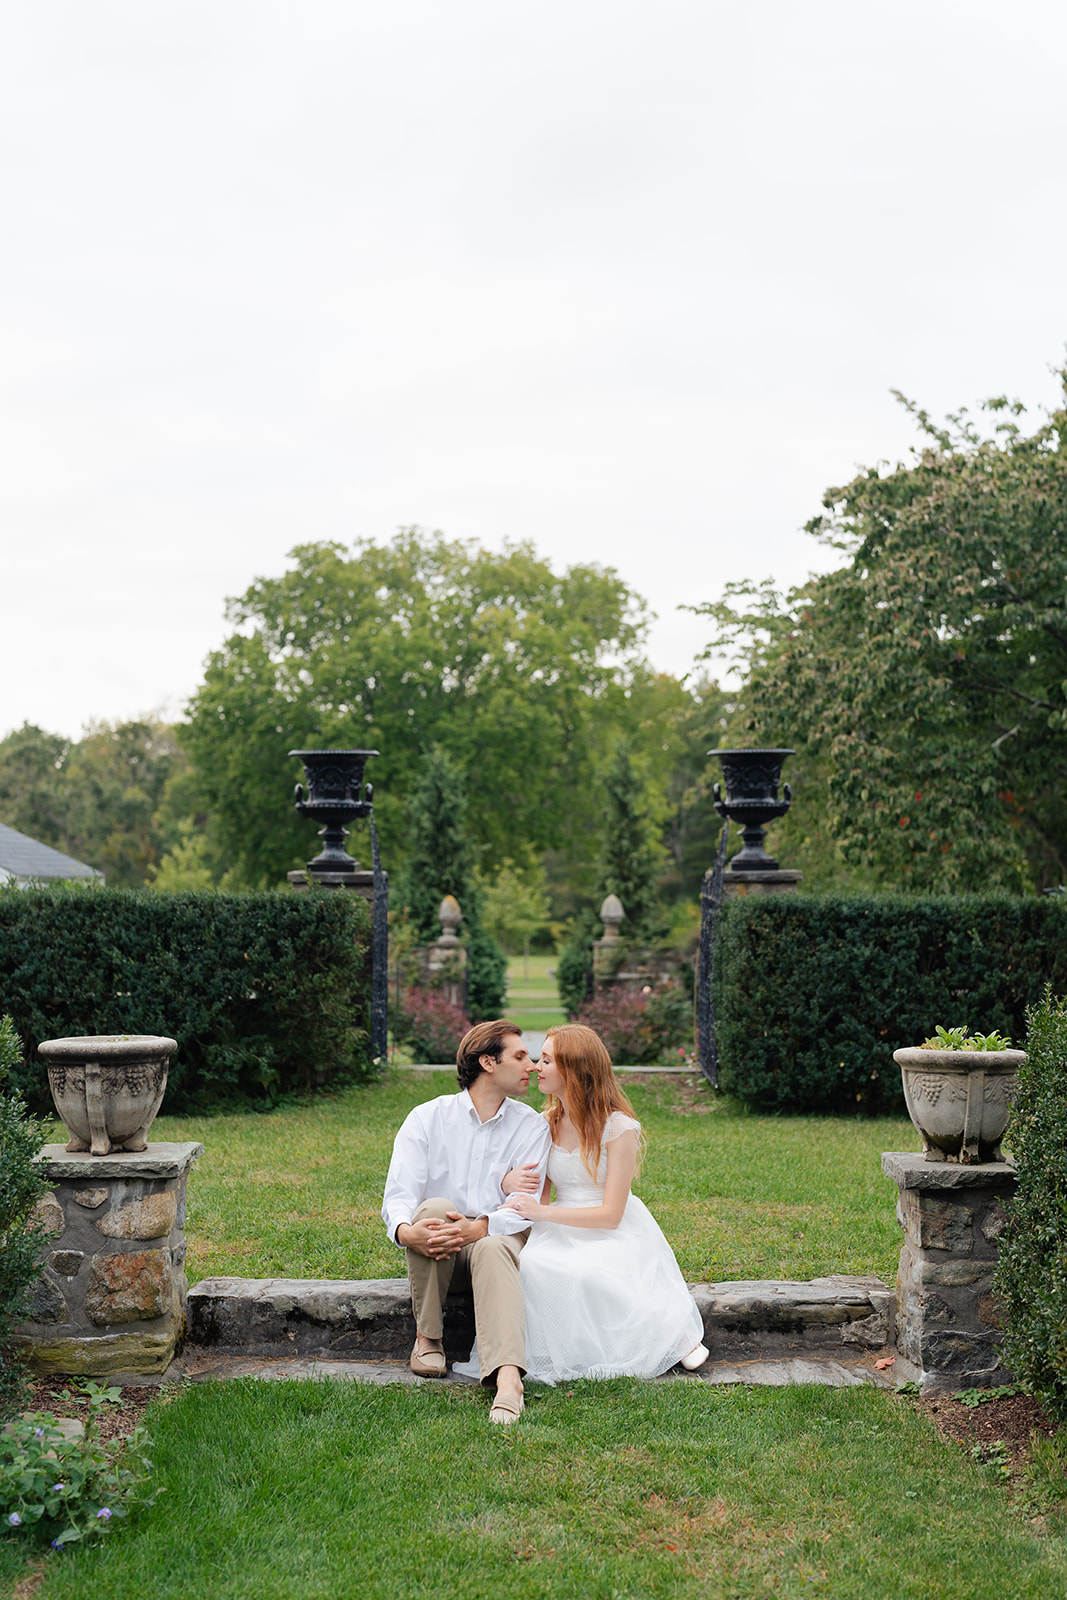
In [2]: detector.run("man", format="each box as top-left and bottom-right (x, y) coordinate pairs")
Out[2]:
(382, 1018), (550, 1425)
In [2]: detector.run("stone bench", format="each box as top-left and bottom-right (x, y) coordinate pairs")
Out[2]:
(185, 1273), (894, 1364)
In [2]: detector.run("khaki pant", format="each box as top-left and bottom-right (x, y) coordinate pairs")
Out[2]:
(406, 1197), (529, 1384)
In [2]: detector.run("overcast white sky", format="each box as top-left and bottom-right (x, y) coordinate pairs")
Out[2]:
(3, 1), (1066, 740)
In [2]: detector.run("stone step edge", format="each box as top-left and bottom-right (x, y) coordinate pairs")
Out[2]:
(186, 1273), (894, 1355)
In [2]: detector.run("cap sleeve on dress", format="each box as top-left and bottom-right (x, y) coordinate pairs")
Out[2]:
(603, 1111), (641, 1142)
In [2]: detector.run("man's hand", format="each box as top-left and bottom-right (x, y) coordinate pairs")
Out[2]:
(397, 1213), (489, 1259)
(501, 1162), (541, 1196)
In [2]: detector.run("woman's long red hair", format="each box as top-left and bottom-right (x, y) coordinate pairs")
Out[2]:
(543, 1024), (638, 1176)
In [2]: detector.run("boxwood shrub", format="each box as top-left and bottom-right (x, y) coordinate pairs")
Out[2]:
(994, 989), (1067, 1420)
(713, 894), (1067, 1114)
(0, 885), (372, 1113)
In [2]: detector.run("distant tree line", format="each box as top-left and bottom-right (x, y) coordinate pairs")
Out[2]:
(0, 530), (728, 951)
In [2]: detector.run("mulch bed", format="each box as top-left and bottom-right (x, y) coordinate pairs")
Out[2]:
(22, 1377), (162, 1445)
(920, 1390), (1060, 1484)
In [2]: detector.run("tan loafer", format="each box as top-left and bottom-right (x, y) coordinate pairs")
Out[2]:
(410, 1338), (447, 1377)
(489, 1393), (524, 1425)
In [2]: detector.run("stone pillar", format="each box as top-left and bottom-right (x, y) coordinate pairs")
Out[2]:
(287, 865), (376, 903)
(881, 1151), (1016, 1394)
(722, 868), (803, 898)
(17, 1142), (203, 1380)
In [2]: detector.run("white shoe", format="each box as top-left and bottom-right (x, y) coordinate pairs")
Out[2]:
(680, 1343), (709, 1370)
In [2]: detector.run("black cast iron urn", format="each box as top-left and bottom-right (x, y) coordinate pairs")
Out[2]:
(290, 748), (379, 874)
(711, 748), (794, 871)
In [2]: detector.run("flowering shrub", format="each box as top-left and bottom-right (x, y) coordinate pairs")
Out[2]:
(395, 987), (470, 1066)
(0, 1412), (158, 1550)
(576, 981), (691, 1065)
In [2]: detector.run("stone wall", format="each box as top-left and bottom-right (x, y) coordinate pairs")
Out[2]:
(16, 1142), (202, 1379)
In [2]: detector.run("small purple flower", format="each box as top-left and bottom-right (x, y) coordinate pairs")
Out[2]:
(51, 1539), (65, 1551)
(33, 1427), (44, 1437)
(7, 1512), (21, 1527)
(96, 1508), (112, 1520)
(52, 1483), (65, 1493)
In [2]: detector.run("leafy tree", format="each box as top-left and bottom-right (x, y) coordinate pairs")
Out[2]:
(180, 531), (649, 887)
(479, 860), (552, 955)
(397, 746), (477, 942)
(694, 377), (1067, 891)
(0, 725), (69, 851)
(596, 747), (663, 938)
(395, 746), (506, 1018)
(0, 720), (185, 886)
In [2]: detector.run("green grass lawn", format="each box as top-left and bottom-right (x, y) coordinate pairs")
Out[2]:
(126, 1071), (920, 1287)
(9, 1378), (1067, 1600)
(504, 953), (566, 1033)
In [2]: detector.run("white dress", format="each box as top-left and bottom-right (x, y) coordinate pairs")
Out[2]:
(519, 1112), (705, 1384)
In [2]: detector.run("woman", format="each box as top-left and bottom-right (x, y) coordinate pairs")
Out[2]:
(502, 1023), (708, 1384)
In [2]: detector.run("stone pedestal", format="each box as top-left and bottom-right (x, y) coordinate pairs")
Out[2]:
(288, 867), (376, 904)
(723, 869), (803, 898)
(882, 1151), (1017, 1394)
(16, 1142), (203, 1380)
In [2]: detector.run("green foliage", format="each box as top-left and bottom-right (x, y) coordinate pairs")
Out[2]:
(393, 747), (507, 1017)
(180, 531), (650, 886)
(0, 1411), (158, 1549)
(0, 720), (187, 887)
(995, 990), (1067, 1423)
(0, 887), (373, 1113)
(478, 860), (552, 955)
(555, 941), (592, 1019)
(596, 746), (663, 938)
(952, 1384), (1023, 1407)
(396, 746), (476, 943)
(695, 378), (1067, 891)
(712, 895), (1067, 1113)
(0, 1017), (49, 1420)
(921, 1025), (1014, 1050)
(464, 927), (506, 1020)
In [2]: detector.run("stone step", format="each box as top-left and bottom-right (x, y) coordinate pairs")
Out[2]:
(181, 1350), (896, 1390)
(185, 1274), (894, 1363)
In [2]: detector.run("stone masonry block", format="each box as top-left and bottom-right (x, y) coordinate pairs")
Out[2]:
(921, 1331), (1002, 1374)
(49, 1251), (85, 1277)
(31, 1195), (64, 1237)
(95, 1190), (177, 1241)
(915, 1196), (973, 1254)
(84, 1250), (171, 1326)
(981, 1201), (1008, 1243)
(27, 1273), (68, 1324)
(73, 1189), (108, 1209)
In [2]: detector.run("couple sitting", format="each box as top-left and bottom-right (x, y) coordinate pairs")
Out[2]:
(381, 1018), (708, 1424)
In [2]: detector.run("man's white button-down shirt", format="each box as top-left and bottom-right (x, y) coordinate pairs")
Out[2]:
(382, 1089), (552, 1244)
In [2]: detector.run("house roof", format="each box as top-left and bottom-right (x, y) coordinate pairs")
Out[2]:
(0, 822), (103, 882)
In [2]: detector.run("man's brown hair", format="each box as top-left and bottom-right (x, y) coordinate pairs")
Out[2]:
(456, 1019), (523, 1090)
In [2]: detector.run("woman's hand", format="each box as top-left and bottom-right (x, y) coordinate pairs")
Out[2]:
(501, 1162), (541, 1196)
(502, 1190), (547, 1220)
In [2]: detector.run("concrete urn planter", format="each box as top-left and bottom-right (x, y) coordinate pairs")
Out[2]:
(38, 1034), (176, 1157)
(892, 1046), (1025, 1165)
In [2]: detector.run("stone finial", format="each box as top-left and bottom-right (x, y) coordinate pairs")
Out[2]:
(599, 893), (624, 942)
(438, 895), (462, 945)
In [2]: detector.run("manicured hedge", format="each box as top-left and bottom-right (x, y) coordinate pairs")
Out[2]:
(713, 895), (1067, 1114)
(995, 990), (1067, 1421)
(0, 886), (373, 1113)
